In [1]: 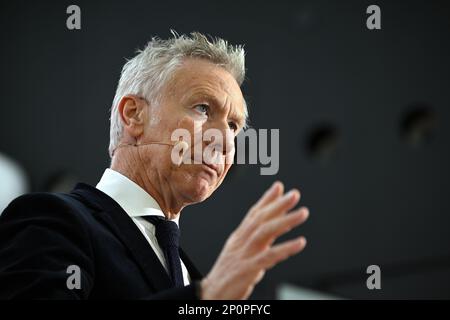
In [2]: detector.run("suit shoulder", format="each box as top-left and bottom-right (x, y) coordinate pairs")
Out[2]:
(0, 192), (95, 227)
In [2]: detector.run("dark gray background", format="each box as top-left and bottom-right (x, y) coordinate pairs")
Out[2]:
(1, 0), (449, 299)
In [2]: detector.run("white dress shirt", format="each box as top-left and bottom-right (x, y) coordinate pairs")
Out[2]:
(96, 168), (190, 286)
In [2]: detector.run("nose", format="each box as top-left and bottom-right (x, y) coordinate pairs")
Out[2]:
(203, 122), (235, 156)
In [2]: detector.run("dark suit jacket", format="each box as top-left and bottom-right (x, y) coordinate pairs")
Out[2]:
(0, 183), (203, 299)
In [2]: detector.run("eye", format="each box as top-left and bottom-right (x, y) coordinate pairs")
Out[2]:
(194, 104), (209, 116)
(228, 121), (238, 132)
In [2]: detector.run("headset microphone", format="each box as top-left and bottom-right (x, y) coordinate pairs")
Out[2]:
(114, 140), (190, 166)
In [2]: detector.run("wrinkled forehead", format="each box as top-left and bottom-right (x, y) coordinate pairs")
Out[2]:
(165, 59), (246, 117)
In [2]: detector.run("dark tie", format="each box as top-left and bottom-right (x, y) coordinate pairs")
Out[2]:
(143, 216), (184, 288)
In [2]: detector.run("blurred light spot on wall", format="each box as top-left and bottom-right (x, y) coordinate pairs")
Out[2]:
(0, 153), (29, 214)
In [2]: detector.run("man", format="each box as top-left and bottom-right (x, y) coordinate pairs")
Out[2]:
(0, 32), (309, 299)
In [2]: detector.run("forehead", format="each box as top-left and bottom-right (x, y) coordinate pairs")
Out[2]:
(167, 58), (245, 112)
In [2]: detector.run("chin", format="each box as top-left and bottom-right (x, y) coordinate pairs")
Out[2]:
(184, 176), (216, 203)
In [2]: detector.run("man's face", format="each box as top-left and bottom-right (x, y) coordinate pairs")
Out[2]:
(137, 58), (246, 204)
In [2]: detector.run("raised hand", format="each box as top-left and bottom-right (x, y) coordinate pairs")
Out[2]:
(200, 181), (309, 300)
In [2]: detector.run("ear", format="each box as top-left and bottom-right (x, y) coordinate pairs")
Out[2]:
(118, 95), (148, 139)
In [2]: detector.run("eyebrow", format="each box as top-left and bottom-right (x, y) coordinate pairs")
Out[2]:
(188, 91), (246, 128)
(228, 107), (246, 129)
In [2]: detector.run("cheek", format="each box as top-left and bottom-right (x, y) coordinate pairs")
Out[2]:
(221, 164), (232, 179)
(225, 146), (235, 164)
(175, 116), (207, 153)
(148, 106), (162, 127)
(176, 116), (198, 134)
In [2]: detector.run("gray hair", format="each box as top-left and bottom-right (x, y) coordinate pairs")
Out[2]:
(109, 31), (247, 157)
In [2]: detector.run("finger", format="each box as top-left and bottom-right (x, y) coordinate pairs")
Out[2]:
(246, 181), (284, 219)
(251, 207), (309, 248)
(256, 189), (301, 224)
(239, 189), (300, 239)
(242, 181), (284, 224)
(241, 285), (255, 300)
(254, 270), (265, 284)
(254, 236), (307, 270)
(239, 188), (299, 238)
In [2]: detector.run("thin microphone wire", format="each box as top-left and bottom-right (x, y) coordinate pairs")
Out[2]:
(112, 141), (178, 156)
(119, 142), (176, 147)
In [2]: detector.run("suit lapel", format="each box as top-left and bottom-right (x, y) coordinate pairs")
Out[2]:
(71, 183), (173, 292)
(180, 248), (203, 281)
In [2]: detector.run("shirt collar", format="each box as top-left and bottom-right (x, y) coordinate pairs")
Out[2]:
(96, 168), (179, 226)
